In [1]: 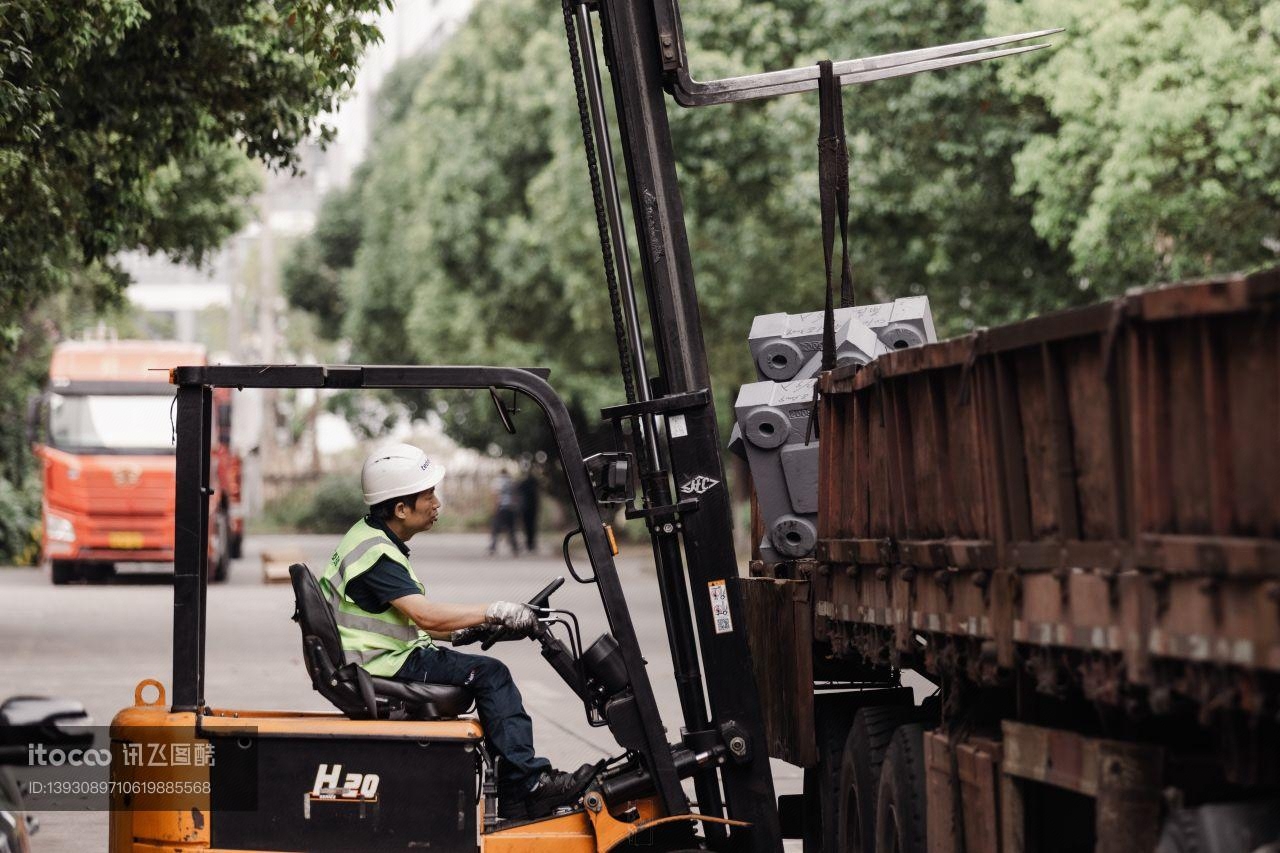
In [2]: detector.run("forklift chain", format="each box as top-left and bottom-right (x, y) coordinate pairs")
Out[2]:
(561, 0), (638, 405)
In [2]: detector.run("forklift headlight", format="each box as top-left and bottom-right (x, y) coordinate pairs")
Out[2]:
(45, 513), (76, 543)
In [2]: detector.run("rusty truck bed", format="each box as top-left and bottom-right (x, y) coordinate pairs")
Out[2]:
(750, 268), (1280, 726)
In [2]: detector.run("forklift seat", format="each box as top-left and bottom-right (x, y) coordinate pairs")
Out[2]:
(289, 563), (474, 721)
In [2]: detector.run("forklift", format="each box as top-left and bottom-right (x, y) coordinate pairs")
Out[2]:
(108, 2), (1054, 850)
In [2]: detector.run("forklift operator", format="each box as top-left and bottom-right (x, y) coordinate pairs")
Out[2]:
(320, 443), (592, 819)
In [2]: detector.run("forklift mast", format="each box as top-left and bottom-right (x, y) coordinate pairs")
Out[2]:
(563, 2), (1058, 851)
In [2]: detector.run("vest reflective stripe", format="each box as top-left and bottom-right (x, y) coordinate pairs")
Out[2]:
(322, 519), (434, 677)
(336, 537), (389, 584)
(323, 582), (420, 641)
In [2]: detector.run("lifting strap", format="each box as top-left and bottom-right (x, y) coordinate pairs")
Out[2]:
(807, 60), (856, 445)
(817, 58), (856, 372)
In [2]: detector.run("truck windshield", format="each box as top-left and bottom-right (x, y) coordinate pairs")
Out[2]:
(48, 393), (174, 453)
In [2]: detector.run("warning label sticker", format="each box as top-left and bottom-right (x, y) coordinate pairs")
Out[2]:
(708, 579), (733, 634)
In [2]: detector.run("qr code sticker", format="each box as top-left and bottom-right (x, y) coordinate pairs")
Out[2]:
(708, 580), (733, 634)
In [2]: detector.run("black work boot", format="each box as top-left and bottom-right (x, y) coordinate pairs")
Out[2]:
(524, 764), (595, 817)
(497, 792), (530, 821)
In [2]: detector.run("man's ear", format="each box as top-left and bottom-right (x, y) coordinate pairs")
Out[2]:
(395, 500), (410, 519)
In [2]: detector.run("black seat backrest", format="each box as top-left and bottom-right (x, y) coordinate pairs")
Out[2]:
(290, 563), (346, 667)
(289, 563), (474, 722)
(290, 563), (377, 718)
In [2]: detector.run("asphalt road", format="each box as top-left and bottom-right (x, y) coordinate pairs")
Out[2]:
(1, 532), (803, 851)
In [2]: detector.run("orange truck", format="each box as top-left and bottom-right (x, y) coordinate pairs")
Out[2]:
(29, 340), (242, 584)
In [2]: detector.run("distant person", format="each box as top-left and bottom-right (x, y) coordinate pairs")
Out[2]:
(489, 469), (521, 556)
(517, 470), (540, 554)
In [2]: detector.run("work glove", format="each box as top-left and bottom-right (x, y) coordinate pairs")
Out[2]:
(450, 625), (488, 647)
(485, 600), (539, 636)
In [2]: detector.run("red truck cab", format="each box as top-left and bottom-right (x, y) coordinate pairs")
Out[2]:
(31, 341), (237, 584)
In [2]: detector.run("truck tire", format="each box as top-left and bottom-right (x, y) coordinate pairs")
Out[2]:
(804, 689), (916, 852)
(51, 560), (77, 584)
(838, 707), (906, 853)
(875, 724), (927, 853)
(211, 508), (231, 583)
(81, 562), (113, 583)
(1157, 798), (1280, 853)
(803, 713), (846, 853)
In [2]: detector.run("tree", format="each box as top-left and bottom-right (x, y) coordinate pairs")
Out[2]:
(0, 0), (387, 328)
(288, 0), (1071, 457)
(988, 0), (1280, 292)
(0, 0), (389, 562)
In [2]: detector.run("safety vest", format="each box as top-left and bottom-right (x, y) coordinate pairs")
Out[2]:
(320, 518), (434, 677)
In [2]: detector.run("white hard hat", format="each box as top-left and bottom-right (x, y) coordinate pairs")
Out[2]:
(361, 443), (446, 505)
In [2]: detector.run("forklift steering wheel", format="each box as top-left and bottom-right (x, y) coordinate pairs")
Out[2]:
(480, 576), (565, 651)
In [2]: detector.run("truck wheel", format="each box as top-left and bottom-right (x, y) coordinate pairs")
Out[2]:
(875, 724), (927, 853)
(803, 707), (848, 852)
(839, 707), (905, 853)
(51, 560), (78, 584)
(82, 562), (114, 583)
(211, 508), (231, 583)
(1157, 798), (1280, 853)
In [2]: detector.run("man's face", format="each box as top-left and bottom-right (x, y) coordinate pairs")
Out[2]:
(398, 488), (441, 536)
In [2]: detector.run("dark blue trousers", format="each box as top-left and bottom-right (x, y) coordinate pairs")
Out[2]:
(397, 646), (551, 794)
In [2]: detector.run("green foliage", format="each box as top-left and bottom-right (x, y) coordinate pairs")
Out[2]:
(0, 0), (388, 560)
(988, 0), (1280, 291)
(0, 474), (41, 566)
(0, 0), (387, 334)
(261, 473), (365, 533)
(283, 0), (1277, 457)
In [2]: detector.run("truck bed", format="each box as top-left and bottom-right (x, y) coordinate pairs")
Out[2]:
(745, 267), (1280, 774)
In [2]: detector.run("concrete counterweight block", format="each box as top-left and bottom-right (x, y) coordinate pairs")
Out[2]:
(734, 379), (820, 558)
(771, 514), (818, 558)
(878, 295), (937, 350)
(735, 379), (815, 450)
(737, 295), (937, 562)
(747, 296), (936, 381)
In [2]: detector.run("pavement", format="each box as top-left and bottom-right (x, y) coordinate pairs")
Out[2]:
(0, 531), (804, 851)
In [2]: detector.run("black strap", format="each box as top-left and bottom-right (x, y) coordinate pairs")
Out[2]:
(807, 61), (856, 446)
(817, 59), (856, 373)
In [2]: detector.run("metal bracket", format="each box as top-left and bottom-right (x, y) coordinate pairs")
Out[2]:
(625, 496), (700, 523)
(600, 388), (710, 421)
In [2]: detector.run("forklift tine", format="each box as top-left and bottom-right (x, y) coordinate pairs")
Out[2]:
(832, 28), (1063, 78)
(672, 29), (1062, 106)
(840, 43), (1053, 86)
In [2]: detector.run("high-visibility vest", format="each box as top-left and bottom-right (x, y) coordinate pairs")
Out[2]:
(320, 518), (434, 677)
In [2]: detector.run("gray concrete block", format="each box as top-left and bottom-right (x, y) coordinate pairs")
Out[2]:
(879, 295), (937, 351)
(779, 442), (820, 515)
(736, 379), (821, 559)
(727, 422), (746, 460)
(734, 379), (816, 450)
(770, 514), (818, 558)
(748, 297), (934, 381)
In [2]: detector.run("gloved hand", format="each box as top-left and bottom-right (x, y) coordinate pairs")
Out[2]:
(450, 625), (488, 647)
(485, 600), (539, 636)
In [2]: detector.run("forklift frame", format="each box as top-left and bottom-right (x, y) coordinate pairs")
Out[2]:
(168, 364), (687, 814)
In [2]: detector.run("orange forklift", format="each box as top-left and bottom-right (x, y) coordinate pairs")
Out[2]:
(108, 2), (1053, 849)
(110, 364), (761, 852)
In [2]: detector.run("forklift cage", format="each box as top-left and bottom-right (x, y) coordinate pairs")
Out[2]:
(167, 363), (688, 813)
